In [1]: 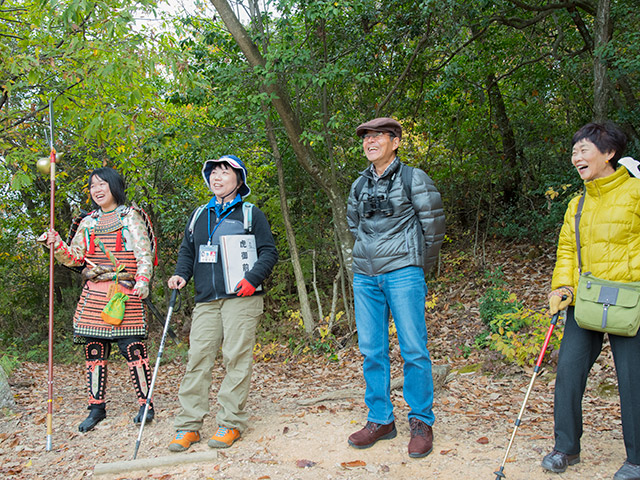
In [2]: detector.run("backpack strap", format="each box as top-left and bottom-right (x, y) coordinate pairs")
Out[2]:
(243, 202), (254, 233)
(128, 205), (159, 267)
(188, 204), (208, 238)
(188, 202), (254, 238)
(353, 176), (367, 200)
(353, 164), (414, 200)
(400, 163), (413, 198)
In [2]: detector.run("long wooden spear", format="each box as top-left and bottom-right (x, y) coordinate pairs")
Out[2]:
(46, 99), (56, 452)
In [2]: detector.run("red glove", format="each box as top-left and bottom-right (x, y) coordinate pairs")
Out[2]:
(235, 278), (256, 297)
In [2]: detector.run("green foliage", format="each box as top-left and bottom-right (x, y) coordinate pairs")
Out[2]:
(147, 336), (189, 366)
(487, 308), (531, 338)
(489, 309), (564, 367)
(475, 267), (562, 367)
(478, 268), (522, 328)
(0, 330), (80, 367)
(281, 309), (340, 362)
(1, 0), (639, 367)
(0, 350), (20, 377)
(489, 170), (582, 241)
(474, 330), (491, 350)
(458, 344), (472, 359)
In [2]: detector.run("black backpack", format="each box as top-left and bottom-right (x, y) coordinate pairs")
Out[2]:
(353, 163), (414, 200)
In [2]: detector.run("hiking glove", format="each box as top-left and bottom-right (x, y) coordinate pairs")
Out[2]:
(549, 287), (574, 314)
(235, 278), (256, 297)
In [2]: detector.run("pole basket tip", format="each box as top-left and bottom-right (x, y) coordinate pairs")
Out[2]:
(494, 467), (506, 479)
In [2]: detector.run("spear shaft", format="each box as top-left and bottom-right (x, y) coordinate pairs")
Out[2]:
(46, 99), (56, 452)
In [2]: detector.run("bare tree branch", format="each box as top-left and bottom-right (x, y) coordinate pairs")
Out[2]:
(507, 0), (595, 16)
(0, 80), (83, 134)
(492, 53), (548, 86)
(492, 9), (554, 29)
(376, 28), (431, 115)
(425, 25), (490, 76)
(507, 0), (575, 11)
(0, 32), (21, 39)
(495, 1), (595, 30)
(566, 4), (593, 50)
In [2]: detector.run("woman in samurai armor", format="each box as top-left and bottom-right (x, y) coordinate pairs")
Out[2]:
(42, 167), (155, 432)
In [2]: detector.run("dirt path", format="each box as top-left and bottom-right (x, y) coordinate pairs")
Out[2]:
(0, 243), (627, 479)
(0, 350), (625, 480)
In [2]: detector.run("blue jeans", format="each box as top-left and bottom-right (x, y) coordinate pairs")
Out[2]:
(353, 266), (435, 426)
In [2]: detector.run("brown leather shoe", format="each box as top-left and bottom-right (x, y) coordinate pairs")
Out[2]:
(408, 418), (433, 458)
(348, 421), (397, 449)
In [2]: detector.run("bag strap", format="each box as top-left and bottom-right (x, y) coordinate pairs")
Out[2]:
(574, 194), (586, 274)
(353, 176), (367, 200)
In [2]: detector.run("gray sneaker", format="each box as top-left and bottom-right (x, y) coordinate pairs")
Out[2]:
(541, 449), (580, 473)
(614, 461), (640, 480)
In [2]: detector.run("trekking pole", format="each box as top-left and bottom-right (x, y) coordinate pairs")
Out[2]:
(45, 99), (57, 452)
(493, 298), (566, 479)
(143, 298), (181, 346)
(133, 288), (179, 460)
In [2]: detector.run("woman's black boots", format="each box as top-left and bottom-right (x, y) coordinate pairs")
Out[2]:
(78, 404), (106, 432)
(133, 403), (154, 424)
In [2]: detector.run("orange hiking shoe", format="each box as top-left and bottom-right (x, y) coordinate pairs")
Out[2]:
(168, 430), (200, 452)
(208, 426), (240, 448)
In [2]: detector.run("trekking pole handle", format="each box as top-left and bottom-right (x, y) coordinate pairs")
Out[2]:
(169, 288), (178, 308)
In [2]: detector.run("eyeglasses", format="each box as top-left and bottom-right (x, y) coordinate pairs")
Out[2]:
(362, 132), (388, 140)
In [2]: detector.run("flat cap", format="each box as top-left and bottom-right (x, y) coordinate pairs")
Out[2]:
(356, 117), (402, 140)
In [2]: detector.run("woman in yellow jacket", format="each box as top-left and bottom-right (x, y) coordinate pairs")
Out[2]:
(542, 122), (640, 480)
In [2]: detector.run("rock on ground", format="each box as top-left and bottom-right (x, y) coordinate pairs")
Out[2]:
(0, 366), (15, 410)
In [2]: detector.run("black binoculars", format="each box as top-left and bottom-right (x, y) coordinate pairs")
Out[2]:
(363, 193), (393, 217)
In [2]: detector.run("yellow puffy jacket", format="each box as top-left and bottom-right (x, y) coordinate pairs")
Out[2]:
(552, 167), (640, 300)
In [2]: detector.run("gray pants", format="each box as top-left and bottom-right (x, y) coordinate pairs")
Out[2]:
(174, 296), (263, 433)
(554, 307), (640, 463)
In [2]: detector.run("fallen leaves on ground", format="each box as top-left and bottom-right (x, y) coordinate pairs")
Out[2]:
(0, 240), (624, 479)
(295, 459), (316, 468)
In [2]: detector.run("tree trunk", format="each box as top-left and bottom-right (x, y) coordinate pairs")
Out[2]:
(593, 0), (610, 122)
(567, 3), (638, 143)
(486, 72), (521, 203)
(263, 106), (316, 336)
(209, 0), (354, 271)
